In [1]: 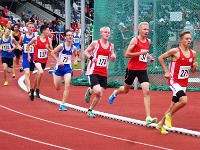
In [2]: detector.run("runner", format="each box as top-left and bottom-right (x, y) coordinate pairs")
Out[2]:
(51, 29), (78, 110)
(0, 28), (18, 85)
(108, 22), (157, 124)
(18, 22), (36, 100)
(156, 30), (198, 134)
(84, 26), (116, 118)
(26, 24), (53, 100)
(73, 28), (81, 62)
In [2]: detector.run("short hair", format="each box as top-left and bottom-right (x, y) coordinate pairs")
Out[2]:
(26, 22), (34, 27)
(179, 30), (191, 39)
(138, 22), (149, 28)
(64, 29), (72, 36)
(100, 26), (110, 32)
(13, 23), (20, 28)
(40, 24), (49, 33)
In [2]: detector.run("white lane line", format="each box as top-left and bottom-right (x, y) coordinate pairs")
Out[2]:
(0, 105), (173, 150)
(0, 130), (72, 150)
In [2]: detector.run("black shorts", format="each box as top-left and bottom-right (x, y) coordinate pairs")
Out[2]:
(33, 61), (46, 70)
(2, 57), (13, 68)
(89, 74), (107, 89)
(124, 68), (149, 85)
(14, 49), (22, 58)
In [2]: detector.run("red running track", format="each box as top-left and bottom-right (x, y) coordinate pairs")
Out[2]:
(0, 58), (200, 150)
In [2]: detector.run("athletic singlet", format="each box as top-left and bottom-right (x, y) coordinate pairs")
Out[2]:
(73, 35), (81, 46)
(13, 32), (21, 41)
(1, 36), (14, 58)
(127, 37), (149, 70)
(169, 47), (194, 87)
(86, 40), (111, 77)
(33, 36), (49, 64)
(22, 33), (35, 57)
(55, 42), (73, 70)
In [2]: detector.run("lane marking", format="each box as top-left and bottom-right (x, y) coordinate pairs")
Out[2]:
(0, 105), (173, 150)
(0, 130), (72, 150)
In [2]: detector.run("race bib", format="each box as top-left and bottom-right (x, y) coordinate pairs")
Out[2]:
(96, 55), (108, 67)
(60, 54), (71, 64)
(2, 44), (11, 51)
(74, 38), (80, 43)
(24, 44), (34, 53)
(178, 66), (191, 79)
(139, 49), (148, 62)
(38, 49), (47, 58)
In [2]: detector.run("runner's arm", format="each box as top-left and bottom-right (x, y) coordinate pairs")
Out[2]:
(51, 43), (63, 62)
(191, 50), (198, 73)
(125, 37), (142, 58)
(83, 40), (97, 59)
(26, 37), (36, 57)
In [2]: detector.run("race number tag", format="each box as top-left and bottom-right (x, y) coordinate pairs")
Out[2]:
(38, 49), (47, 58)
(24, 44), (34, 53)
(139, 49), (148, 62)
(60, 54), (71, 64)
(96, 55), (108, 67)
(178, 66), (191, 79)
(2, 44), (11, 51)
(74, 38), (80, 43)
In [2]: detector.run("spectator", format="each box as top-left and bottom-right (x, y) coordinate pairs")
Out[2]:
(57, 20), (64, 32)
(0, 12), (7, 28)
(21, 12), (29, 23)
(73, 0), (79, 20)
(2, 6), (8, 18)
(30, 14), (37, 23)
(184, 21), (195, 49)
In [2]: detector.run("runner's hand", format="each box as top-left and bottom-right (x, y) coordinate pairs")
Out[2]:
(164, 71), (171, 79)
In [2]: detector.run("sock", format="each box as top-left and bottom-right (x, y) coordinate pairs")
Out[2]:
(168, 113), (172, 117)
(88, 109), (92, 112)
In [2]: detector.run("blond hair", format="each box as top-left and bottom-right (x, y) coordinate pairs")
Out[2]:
(179, 30), (191, 39)
(100, 26), (110, 33)
(138, 22), (149, 29)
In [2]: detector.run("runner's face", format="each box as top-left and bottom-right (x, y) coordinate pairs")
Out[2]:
(43, 28), (50, 37)
(4, 29), (10, 36)
(65, 31), (73, 42)
(181, 33), (192, 48)
(27, 24), (34, 33)
(7, 21), (12, 28)
(139, 24), (149, 37)
(101, 28), (110, 40)
(14, 25), (19, 31)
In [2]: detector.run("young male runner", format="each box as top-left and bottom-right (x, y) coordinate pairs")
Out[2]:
(51, 29), (78, 110)
(156, 30), (198, 134)
(84, 26), (116, 118)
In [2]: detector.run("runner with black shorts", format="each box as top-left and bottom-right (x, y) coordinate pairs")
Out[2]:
(108, 22), (157, 124)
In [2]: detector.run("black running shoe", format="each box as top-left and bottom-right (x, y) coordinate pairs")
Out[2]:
(29, 89), (34, 101)
(35, 89), (40, 98)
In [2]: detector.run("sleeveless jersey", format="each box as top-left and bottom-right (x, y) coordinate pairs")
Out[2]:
(55, 43), (73, 70)
(169, 47), (194, 87)
(86, 40), (111, 77)
(73, 35), (81, 47)
(13, 32), (21, 42)
(22, 33), (35, 58)
(1, 36), (14, 58)
(127, 37), (149, 70)
(33, 36), (49, 63)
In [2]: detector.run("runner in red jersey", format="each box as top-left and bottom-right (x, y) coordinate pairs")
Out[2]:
(156, 30), (198, 134)
(26, 24), (53, 100)
(108, 22), (157, 125)
(84, 26), (116, 118)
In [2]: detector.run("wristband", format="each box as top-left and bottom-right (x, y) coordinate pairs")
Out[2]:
(90, 56), (94, 61)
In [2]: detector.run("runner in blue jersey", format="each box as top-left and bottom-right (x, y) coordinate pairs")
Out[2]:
(18, 22), (35, 100)
(51, 29), (78, 111)
(0, 28), (18, 86)
(73, 28), (81, 61)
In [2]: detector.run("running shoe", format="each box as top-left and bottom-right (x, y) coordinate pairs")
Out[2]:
(20, 67), (24, 72)
(4, 81), (8, 86)
(35, 89), (40, 98)
(84, 87), (91, 103)
(165, 114), (172, 128)
(59, 104), (67, 111)
(87, 111), (96, 118)
(146, 116), (158, 124)
(30, 89), (34, 101)
(108, 90), (117, 104)
(12, 74), (16, 78)
(156, 125), (168, 134)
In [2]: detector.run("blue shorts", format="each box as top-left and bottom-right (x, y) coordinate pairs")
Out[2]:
(55, 65), (72, 76)
(22, 58), (35, 71)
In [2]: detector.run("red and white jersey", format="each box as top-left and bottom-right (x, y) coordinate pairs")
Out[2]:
(127, 37), (150, 70)
(169, 47), (194, 87)
(86, 40), (112, 77)
(33, 36), (49, 64)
